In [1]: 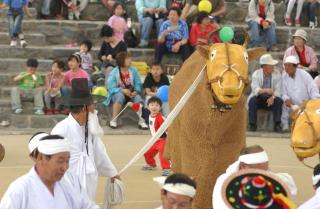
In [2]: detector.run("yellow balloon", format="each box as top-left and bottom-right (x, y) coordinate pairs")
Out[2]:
(198, 0), (212, 13)
(93, 86), (107, 97)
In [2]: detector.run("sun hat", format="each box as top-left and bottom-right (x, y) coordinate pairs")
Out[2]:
(284, 56), (299, 65)
(259, 54), (278, 65)
(292, 29), (307, 41)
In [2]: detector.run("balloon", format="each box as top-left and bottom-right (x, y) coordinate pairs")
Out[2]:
(219, 26), (234, 43)
(198, 0), (212, 13)
(157, 85), (169, 102)
(92, 86), (107, 97)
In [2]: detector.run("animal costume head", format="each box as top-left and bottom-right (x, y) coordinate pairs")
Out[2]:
(0, 144), (4, 162)
(291, 99), (320, 158)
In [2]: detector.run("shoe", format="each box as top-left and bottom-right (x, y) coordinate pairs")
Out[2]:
(20, 40), (27, 48)
(284, 16), (292, 26)
(309, 21), (315, 29)
(282, 124), (290, 132)
(295, 19), (301, 27)
(68, 13), (74, 20)
(0, 120), (10, 127)
(161, 169), (171, 176)
(109, 120), (118, 129)
(315, 17), (318, 27)
(10, 40), (17, 47)
(138, 40), (148, 48)
(61, 108), (70, 115)
(54, 109), (61, 114)
(46, 109), (54, 115)
(249, 124), (257, 132)
(141, 165), (157, 171)
(14, 108), (23, 114)
(34, 109), (45, 115)
(138, 118), (148, 130)
(269, 46), (280, 52)
(274, 124), (282, 133)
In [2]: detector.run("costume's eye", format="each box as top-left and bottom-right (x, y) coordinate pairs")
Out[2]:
(315, 109), (320, 115)
(243, 52), (249, 64)
(210, 49), (217, 61)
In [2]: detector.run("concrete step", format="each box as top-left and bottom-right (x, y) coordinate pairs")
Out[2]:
(0, 58), (53, 73)
(0, 7), (37, 20)
(0, 32), (46, 45)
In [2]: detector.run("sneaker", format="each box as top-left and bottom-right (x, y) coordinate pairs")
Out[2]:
(273, 124), (282, 133)
(14, 108), (23, 114)
(141, 165), (157, 171)
(309, 21), (315, 29)
(0, 120), (10, 127)
(138, 40), (148, 48)
(46, 108), (54, 115)
(161, 169), (171, 176)
(138, 118), (148, 130)
(10, 40), (17, 47)
(20, 40), (27, 48)
(249, 124), (257, 132)
(68, 13), (74, 20)
(295, 19), (301, 27)
(34, 109), (45, 115)
(284, 16), (292, 26)
(282, 124), (290, 132)
(109, 120), (118, 129)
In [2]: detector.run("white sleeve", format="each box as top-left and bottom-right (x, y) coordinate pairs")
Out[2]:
(0, 184), (23, 209)
(212, 174), (229, 209)
(275, 173), (298, 196)
(93, 136), (118, 178)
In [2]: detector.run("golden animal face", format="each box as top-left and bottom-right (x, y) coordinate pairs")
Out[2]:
(291, 99), (320, 158)
(206, 43), (249, 105)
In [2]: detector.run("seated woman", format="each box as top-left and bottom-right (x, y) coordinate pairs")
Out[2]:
(98, 25), (127, 79)
(154, 7), (191, 64)
(189, 11), (220, 52)
(104, 52), (148, 129)
(283, 29), (318, 78)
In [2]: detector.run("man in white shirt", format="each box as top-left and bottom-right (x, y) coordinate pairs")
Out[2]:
(212, 145), (297, 209)
(299, 164), (320, 209)
(0, 134), (99, 209)
(51, 78), (119, 201)
(281, 55), (320, 131)
(154, 173), (197, 209)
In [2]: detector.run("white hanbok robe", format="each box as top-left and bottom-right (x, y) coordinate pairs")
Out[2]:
(0, 167), (99, 209)
(298, 187), (320, 209)
(51, 114), (118, 200)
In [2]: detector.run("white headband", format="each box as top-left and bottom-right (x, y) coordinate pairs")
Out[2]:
(28, 133), (49, 153)
(312, 174), (320, 186)
(37, 138), (70, 155)
(162, 183), (196, 198)
(239, 151), (269, 165)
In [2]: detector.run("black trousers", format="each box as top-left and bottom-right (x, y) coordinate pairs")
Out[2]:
(154, 42), (191, 64)
(248, 94), (283, 126)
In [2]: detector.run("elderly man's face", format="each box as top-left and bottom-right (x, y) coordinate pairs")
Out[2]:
(262, 65), (274, 76)
(161, 190), (192, 209)
(284, 63), (297, 77)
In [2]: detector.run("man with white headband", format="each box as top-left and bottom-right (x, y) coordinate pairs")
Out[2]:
(212, 145), (297, 208)
(298, 164), (320, 208)
(154, 173), (197, 209)
(0, 134), (99, 209)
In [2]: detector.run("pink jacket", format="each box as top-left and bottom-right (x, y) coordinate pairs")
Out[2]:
(283, 45), (318, 72)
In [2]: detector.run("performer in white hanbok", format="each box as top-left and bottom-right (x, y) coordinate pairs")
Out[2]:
(0, 134), (99, 209)
(51, 78), (119, 201)
(153, 173), (197, 209)
(212, 145), (298, 209)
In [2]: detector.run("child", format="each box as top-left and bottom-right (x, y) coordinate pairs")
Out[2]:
(107, 3), (128, 41)
(0, 0), (32, 47)
(77, 39), (93, 87)
(11, 58), (44, 115)
(44, 60), (65, 115)
(142, 96), (171, 176)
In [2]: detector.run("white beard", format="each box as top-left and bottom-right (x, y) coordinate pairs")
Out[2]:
(88, 110), (104, 138)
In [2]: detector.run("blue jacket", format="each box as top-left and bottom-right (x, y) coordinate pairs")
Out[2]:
(103, 66), (142, 106)
(4, 0), (28, 9)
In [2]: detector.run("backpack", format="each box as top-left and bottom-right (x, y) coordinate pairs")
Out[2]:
(124, 29), (138, 48)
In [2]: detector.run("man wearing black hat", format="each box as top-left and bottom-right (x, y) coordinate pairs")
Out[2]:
(51, 78), (119, 201)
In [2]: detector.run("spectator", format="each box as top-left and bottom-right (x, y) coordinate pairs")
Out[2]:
(11, 58), (45, 115)
(40, 0), (52, 19)
(101, 0), (126, 11)
(303, 0), (319, 29)
(61, 54), (89, 97)
(44, 60), (65, 115)
(248, 54), (282, 133)
(283, 29), (318, 78)
(298, 164), (320, 208)
(0, 0), (32, 47)
(284, 0), (304, 26)
(76, 39), (94, 87)
(155, 7), (191, 64)
(104, 52), (148, 129)
(107, 3), (128, 41)
(63, 0), (87, 20)
(189, 11), (220, 51)
(142, 96), (171, 176)
(51, 0), (66, 19)
(245, 0), (279, 52)
(143, 63), (170, 116)
(135, 0), (167, 48)
(281, 56), (320, 131)
(98, 25), (127, 78)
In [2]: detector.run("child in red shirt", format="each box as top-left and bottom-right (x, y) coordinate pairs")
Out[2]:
(142, 96), (171, 176)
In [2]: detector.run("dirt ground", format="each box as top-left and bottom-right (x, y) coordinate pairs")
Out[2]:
(0, 135), (318, 208)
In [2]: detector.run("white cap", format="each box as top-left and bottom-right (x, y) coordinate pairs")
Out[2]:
(259, 54), (278, 65)
(284, 56), (299, 64)
(293, 29), (307, 41)
(28, 133), (49, 153)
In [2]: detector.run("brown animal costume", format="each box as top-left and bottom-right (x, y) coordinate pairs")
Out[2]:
(0, 144), (5, 162)
(165, 41), (264, 209)
(291, 99), (320, 159)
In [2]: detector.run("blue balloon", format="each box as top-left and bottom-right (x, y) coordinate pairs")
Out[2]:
(157, 85), (169, 102)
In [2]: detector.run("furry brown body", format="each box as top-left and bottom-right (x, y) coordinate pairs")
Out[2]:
(165, 51), (246, 209)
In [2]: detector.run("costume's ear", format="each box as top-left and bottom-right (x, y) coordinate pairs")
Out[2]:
(196, 45), (210, 59)
(247, 47), (267, 60)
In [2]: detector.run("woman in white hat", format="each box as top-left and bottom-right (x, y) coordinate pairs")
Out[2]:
(283, 29), (318, 78)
